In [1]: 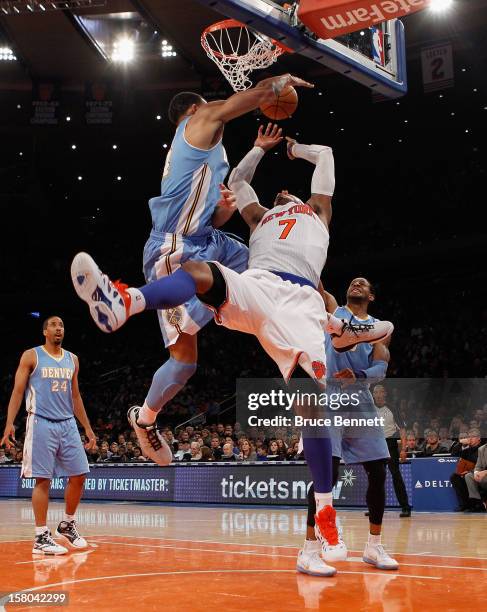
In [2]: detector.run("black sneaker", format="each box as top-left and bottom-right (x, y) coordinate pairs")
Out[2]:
(399, 508), (411, 518)
(32, 530), (68, 556)
(55, 520), (88, 549)
(127, 406), (172, 465)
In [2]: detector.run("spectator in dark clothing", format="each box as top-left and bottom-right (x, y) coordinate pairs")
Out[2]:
(221, 443), (236, 461)
(210, 437), (223, 461)
(267, 440), (285, 461)
(421, 431), (449, 456)
(450, 431), (483, 511)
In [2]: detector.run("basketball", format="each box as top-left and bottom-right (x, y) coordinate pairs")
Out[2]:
(260, 86), (298, 120)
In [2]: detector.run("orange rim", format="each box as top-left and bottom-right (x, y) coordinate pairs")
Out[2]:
(201, 19), (292, 59)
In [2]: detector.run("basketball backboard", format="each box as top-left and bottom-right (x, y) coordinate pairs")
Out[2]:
(195, 0), (407, 97)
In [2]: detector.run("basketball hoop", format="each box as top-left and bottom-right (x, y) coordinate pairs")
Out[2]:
(201, 19), (290, 92)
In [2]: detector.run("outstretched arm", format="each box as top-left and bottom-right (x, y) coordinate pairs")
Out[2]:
(1, 350), (35, 448)
(286, 138), (334, 228)
(186, 74), (313, 149)
(229, 123), (283, 231)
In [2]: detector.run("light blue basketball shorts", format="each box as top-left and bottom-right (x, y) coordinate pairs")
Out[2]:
(143, 228), (248, 347)
(329, 389), (390, 464)
(22, 414), (89, 479)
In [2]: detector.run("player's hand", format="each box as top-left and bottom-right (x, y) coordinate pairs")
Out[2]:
(400, 450), (407, 462)
(285, 136), (297, 160)
(217, 183), (237, 210)
(474, 470), (487, 482)
(254, 123), (283, 152)
(333, 368), (356, 380)
(1, 424), (16, 449)
(275, 73), (314, 90)
(84, 427), (97, 450)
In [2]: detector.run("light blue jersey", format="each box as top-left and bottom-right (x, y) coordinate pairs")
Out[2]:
(26, 347), (75, 421)
(148, 117), (229, 236)
(22, 346), (88, 478)
(325, 306), (389, 463)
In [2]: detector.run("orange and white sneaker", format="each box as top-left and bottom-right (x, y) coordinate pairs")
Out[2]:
(315, 505), (348, 562)
(71, 252), (131, 333)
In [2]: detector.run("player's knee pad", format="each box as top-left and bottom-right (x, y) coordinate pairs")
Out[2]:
(198, 262), (227, 309)
(363, 458), (387, 483)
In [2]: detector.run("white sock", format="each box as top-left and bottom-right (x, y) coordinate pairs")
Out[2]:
(138, 402), (158, 425)
(368, 533), (381, 546)
(35, 526), (48, 536)
(64, 514), (75, 523)
(315, 492), (333, 513)
(325, 313), (344, 335)
(127, 288), (146, 316)
(303, 539), (320, 552)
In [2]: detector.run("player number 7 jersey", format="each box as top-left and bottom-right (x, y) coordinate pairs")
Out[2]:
(248, 202), (329, 288)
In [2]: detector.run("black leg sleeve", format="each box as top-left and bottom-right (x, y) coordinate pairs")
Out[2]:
(386, 438), (410, 509)
(363, 459), (387, 526)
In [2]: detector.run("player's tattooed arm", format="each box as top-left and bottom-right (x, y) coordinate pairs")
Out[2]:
(1, 349), (35, 448)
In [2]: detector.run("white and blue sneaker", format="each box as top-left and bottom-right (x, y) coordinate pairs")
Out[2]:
(71, 252), (130, 333)
(32, 530), (68, 556)
(297, 541), (337, 577)
(363, 543), (399, 570)
(331, 319), (394, 353)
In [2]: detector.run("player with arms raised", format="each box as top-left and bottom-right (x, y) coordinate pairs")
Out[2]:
(71, 125), (393, 575)
(73, 73), (314, 458)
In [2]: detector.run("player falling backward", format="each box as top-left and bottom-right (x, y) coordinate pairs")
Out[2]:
(71, 124), (392, 572)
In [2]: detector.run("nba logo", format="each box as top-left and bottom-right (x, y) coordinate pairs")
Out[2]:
(371, 27), (385, 66)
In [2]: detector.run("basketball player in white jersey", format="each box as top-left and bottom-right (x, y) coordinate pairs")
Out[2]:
(70, 126), (392, 575)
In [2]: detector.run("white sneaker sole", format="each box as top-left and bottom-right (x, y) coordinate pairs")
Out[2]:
(296, 563), (337, 577)
(333, 321), (394, 351)
(363, 556), (399, 570)
(32, 547), (68, 556)
(71, 252), (121, 333)
(127, 408), (172, 466)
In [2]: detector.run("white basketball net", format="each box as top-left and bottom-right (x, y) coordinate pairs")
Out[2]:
(202, 21), (286, 92)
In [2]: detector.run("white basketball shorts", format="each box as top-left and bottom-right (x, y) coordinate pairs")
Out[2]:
(210, 265), (327, 382)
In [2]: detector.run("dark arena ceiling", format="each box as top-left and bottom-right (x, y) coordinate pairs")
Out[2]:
(0, 0), (486, 92)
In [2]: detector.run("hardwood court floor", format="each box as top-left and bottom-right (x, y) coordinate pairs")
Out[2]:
(0, 500), (485, 611)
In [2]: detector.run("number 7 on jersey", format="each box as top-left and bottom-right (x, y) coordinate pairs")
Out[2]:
(278, 219), (296, 240)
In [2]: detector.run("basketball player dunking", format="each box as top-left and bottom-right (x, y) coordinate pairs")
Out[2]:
(71, 126), (393, 575)
(75, 73), (313, 460)
(1, 316), (94, 555)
